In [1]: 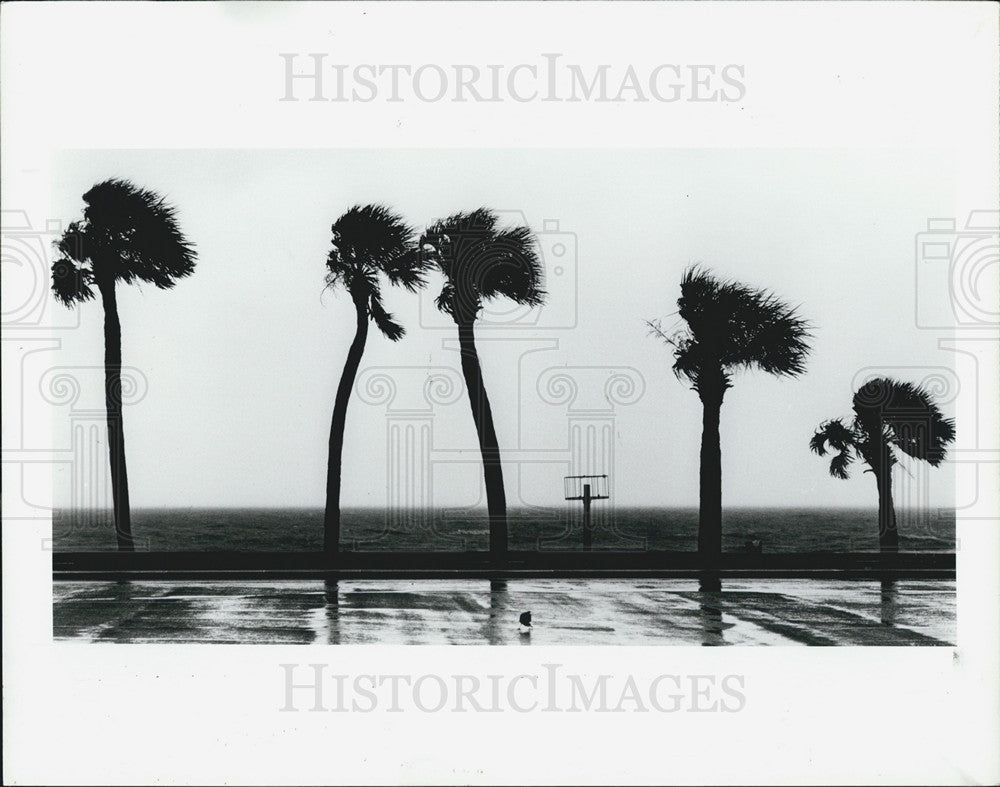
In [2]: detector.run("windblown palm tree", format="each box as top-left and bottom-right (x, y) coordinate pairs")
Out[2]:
(648, 267), (812, 569)
(422, 209), (545, 566)
(810, 377), (955, 552)
(323, 205), (428, 560)
(51, 179), (197, 551)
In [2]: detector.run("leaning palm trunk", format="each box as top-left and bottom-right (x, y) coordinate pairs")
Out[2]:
(422, 210), (543, 565)
(698, 397), (723, 566)
(457, 321), (507, 566)
(324, 293), (369, 561)
(874, 446), (899, 553)
(98, 278), (134, 551)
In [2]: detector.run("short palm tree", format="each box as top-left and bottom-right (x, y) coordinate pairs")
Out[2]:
(648, 267), (812, 568)
(810, 377), (955, 552)
(421, 209), (545, 566)
(51, 179), (197, 551)
(323, 205), (428, 560)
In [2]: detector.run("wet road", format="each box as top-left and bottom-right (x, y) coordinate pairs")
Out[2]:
(52, 578), (955, 645)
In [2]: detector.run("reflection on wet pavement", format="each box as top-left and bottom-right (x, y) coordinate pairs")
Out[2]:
(53, 578), (955, 645)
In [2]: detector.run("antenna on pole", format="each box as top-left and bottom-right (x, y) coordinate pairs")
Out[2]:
(564, 474), (609, 550)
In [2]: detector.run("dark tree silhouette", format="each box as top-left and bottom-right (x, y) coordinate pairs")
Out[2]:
(810, 377), (955, 552)
(422, 209), (545, 567)
(51, 179), (197, 551)
(323, 205), (428, 560)
(648, 267), (812, 570)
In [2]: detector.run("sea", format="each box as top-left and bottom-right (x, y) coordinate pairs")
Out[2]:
(52, 506), (956, 553)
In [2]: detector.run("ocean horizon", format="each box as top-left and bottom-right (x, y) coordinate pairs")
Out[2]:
(52, 506), (956, 553)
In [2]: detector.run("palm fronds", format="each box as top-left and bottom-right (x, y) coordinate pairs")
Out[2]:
(652, 266), (812, 399)
(852, 377), (956, 467)
(325, 204), (426, 336)
(368, 291), (405, 341)
(422, 209), (546, 323)
(81, 179), (197, 287)
(50, 221), (96, 305)
(383, 246), (430, 293)
(328, 206), (420, 278)
(51, 180), (197, 305)
(810, 418), (858, 479)
(812, 376), (956, 480)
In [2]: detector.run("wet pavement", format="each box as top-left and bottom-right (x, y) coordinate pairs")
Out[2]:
(52, 578), (955, 645)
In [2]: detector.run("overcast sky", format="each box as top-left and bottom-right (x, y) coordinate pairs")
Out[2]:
(50, 147), (957, 510)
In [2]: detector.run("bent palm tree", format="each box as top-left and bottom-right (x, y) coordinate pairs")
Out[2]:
(51, 179), (197, 551)
(648, 267), (812, 569)
(810, 377), (955, 552)
(323, 205), (428, 560)
(422, 209), (545, 566)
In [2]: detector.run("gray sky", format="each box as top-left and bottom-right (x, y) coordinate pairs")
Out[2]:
(51, 148), (957, 509)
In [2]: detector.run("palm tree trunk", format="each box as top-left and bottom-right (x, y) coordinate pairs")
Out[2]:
(457, 320), (507, 568)
(324, 294), (369, 563)
(875, 461), (899, 553)
(98, 280), (134, 552)
(698, 397), (723, 569)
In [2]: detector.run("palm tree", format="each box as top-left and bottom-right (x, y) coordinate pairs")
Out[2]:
(810, 377), (955, 552)
(647, 267), (812, 569)
(51, 179), (197, 551)
(323, 205), (428, 560)
(421, 209), (545, 567)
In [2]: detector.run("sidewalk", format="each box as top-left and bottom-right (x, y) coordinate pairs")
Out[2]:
(52, 578), (955, 646)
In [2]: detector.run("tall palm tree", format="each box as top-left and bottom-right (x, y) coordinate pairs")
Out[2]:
(421, 209), (545, 566)
(810, 377), (955, 552)
(647, 267), (812, 569)
(51, 179), (197, 551)
(323, 205), (428, 560)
